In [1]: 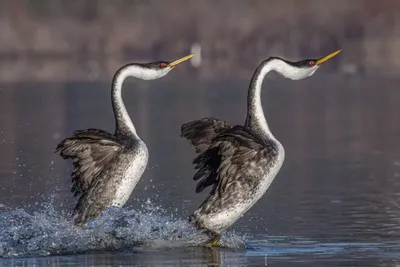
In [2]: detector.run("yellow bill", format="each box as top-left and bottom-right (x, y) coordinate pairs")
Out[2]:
(169, 54), (195, 67)
(316, 50), (342, 65)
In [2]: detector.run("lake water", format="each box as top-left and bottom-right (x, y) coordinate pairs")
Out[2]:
(0, 73), (399, 266)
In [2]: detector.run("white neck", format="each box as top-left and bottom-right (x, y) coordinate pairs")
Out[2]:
(245, 58), (317, 141)
(112, 67), (138, 138)
(244, 62), (273, 141)
(111, 64), (171, 138)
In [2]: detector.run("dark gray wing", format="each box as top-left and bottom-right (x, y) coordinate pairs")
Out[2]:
(55, 128), (123, 197)
(181, 117), (232, 154)
(192, 125), (279, 194)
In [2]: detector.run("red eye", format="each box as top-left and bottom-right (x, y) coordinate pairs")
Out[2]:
(309, 61), (315, 66)
(161, 63), (166, 68)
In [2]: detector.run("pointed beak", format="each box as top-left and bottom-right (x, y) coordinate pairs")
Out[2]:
(316, 50), (342, 66)
(168, 54), (195, 68)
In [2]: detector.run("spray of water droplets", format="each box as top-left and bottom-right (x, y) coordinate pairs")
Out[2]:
(0, 198), (246, 258)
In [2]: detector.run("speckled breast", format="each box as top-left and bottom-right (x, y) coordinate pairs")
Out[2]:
(112, 142), (149, 207)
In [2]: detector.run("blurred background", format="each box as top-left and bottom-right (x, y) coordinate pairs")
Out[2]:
(1, 0), (400, 82)
(0, 0), (400, 248)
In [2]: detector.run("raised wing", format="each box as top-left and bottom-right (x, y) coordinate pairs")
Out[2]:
(192, 125), (279, 194)
(55, 128), (123, 197)
(181, 117), (232, 154)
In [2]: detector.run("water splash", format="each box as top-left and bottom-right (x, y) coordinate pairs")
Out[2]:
(0, 199), (245, 258)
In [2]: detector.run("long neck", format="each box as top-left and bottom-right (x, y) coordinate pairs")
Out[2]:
(245, 59), (292, 141)
(111, 67), (138, 138)
(244, 61), (275, 141)
(245, 58), (312, 141)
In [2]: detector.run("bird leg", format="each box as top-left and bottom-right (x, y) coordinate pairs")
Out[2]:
(201, 228), (222, 248)
(203, 232), (221, 248)
(190, 218), (223, 248)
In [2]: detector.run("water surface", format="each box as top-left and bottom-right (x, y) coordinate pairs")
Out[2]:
(0, 74), (399, 266)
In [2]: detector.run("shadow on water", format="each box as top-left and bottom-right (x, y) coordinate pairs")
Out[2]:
(1, 74), (400, 266)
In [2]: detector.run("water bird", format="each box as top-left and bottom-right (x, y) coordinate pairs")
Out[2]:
(181, 50), (341, 246)
(56, 54), (194, 225)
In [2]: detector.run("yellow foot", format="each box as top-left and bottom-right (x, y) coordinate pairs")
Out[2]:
(202, 234), (221, 248)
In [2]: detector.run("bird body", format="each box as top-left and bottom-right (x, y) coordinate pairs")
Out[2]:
(56, 54), (194, 225)
(57, 130), (148, 224)
(185, 122), (285, 234)
(110, 141), (148, 207)
(181, 50), (341, 245)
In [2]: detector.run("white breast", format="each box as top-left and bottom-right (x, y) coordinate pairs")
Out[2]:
(200, 143), (285, 233)
(241, 143), (286, 212)
(112, 142), (149, 207)
(258, 142), (285, 197)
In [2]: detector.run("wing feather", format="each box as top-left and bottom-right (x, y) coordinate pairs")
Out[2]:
(55, 129), (123, 197)
(181, 117), (232, 154)
(191, 125), (279, 194)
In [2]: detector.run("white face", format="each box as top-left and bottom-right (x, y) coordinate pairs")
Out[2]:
(271, 59), (320, 80)
(299, 65), (319, 79)
(125, 65), (173, 81)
